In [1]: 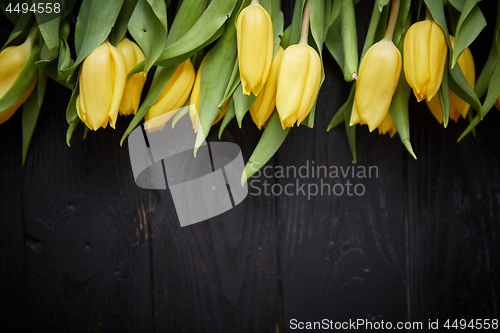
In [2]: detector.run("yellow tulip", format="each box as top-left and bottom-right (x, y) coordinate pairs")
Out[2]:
(250, 46), (284, 129)
(350, 40), (401, 131)
(116, 38), (146, 116)
(77, 41), (127, 130)
(236, 0), (273, 96)
(404, 20), (448, 102)
(377, 112), (397, 137)
(189, 57), (229, 133)
(145, 59), (195, 123)
(425, 36), (475, 124)
(276, 44), (321, 128)
(0, 27), (39, 125)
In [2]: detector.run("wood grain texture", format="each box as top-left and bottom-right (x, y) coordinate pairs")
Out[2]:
(0, 111), (26, 333)
(407, 103), (500, 323)
(276, 55), (408, 331)
(149, 123), (280, 332)
(0, 1), (499, 332)
(21, 81), (154, 332)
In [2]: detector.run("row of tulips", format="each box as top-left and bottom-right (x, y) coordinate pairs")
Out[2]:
(0, 0), (498, 177)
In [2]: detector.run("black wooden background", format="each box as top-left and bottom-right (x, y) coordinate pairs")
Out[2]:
(1, 1), (499, 332)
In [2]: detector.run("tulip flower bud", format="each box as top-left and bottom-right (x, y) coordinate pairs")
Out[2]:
(350, 40), (401, 131)
(276, 44), (321, 128)
(377, 113), (397, 137)
(250, 46), (284, 129)
(189, 57), (229, 133)
(236, 1), (273, 96)
(0, 27), (39, 125)
(77, 41), (127, 130)
(404, 20), (448, 102)
(145, 59), (195, 122)
(116, 38), (146, 116)
(425, 36), (475, 124)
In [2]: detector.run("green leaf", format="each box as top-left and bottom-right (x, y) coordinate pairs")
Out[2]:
(325, 14), (344, 70)
(21, 72), (47, 165)
(452, 1), (486, 69)
(166, 0), (206, 47)
(360, 2), (383, 60)
(438, 61), (450, 128)
(0, 31), (39, 112)
(171, 99), (191, 128)
(393, 0), (411, 46)
(424, 0), (451, 42)
(343, 85), (357, 163)
(234, 83), (256, 127)
(66, 116), (80, 147)
(128, 0), (168, 73)
(389, 61), (417, 159)
(449, 0), (466, 11)
(219, 59), (240, 107)
(109, 0), (138, 45)
(457, 113), (480, 142)
(289, 0), (305, 45)
(193, 1), (240, 154)
(120, 65), (177, 145)
(218, 98), (236, 139)
(271, 0), (284, 55)
(327, 84), (354, 131)
(377, 0), (390, 12)
(479, 61), (500, 118)
(66, 81), (78, 123)
(340, 0), (358, 81)
(59, 0), (124, 79)
(241, 111), (289, 185)
(155, 0), (237, 65)
(449, 62), (482, 112)
(1, 13), (34, 49)
(310, 0), (326, 50)
(474, 1), (500, 99)
(36, 12), (60, 51)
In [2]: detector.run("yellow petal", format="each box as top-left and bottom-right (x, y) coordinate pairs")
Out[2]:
(355, 40), (401, 131)
(237, 4), (273, 96)
(0, 74), (37, 125)
(425, 95), (444, 124)
(250, 46), (284, 129)
(297, 46), (321, 125)
(276, 44), (309, 126)
(117, 38), (146, 115)
(146, 59), (195, 121)
(107, 42), (127, 128)
(426, 21), (448, 101)
(79, 43), (113, 130)
(0, 44), (27, 99)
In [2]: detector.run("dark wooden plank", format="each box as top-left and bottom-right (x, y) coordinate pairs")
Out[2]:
(0, 112), (27, 332)
(0, 20), (27, 332)
(21, 80), (154, 332)
(407, 101), (500, 323)
(275, 1), (408, 330)
(149, 122), (280, 332)
(276, 54), (408, 331)
(407, 1), (500, 324)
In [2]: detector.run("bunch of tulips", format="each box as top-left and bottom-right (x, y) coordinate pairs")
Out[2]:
(0, 0), (498, 177)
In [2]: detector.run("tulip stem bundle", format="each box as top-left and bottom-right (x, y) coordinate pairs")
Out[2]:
(300, 0), (311, 45)
(384, 0), (400, 42)
(1, 0), (499, 175)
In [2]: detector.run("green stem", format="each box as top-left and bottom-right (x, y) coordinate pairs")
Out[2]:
(425, 6), (432, 20)
(300, 0), (311, 44)
(342, 0), (358, 81)
(384, 0), (400, 41)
